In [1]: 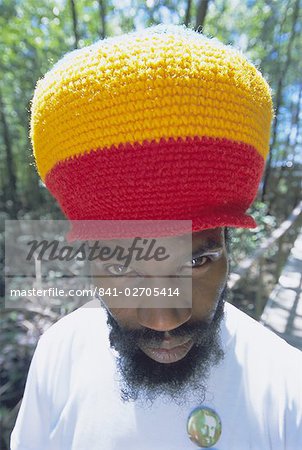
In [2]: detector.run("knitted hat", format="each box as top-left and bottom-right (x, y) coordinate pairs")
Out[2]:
(31, 25), (273, 240)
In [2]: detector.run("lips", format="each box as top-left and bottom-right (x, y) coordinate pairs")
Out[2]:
(138, 337), (194, 364)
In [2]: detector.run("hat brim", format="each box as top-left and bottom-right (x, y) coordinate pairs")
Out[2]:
(66, 213), (256, 241)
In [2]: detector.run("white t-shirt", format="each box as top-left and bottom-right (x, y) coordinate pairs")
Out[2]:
(11, 300), (302, 450)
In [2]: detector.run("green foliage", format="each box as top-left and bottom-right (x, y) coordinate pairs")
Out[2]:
(230, 201), (277, 267)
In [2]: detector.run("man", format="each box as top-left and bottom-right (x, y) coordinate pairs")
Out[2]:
(11, 25), (302, 449)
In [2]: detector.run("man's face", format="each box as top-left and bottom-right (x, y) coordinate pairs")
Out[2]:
(91, 228), (229, 404)
(200, 414), (217, 443)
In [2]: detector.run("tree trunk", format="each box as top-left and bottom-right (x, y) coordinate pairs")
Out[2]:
(69, 0), (79, 49)
(284, 83), (302, 212)
(275, 83), (301, 184)
(195, 0), (210, 31)
(98, 0), (106, 39)
(184, 0), (192, 26)
(0, 90), (17, 218)
(261, 0), (300, 203)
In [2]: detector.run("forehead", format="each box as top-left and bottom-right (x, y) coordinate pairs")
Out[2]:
(95, 228), (224, 253)
(191, 228), (224, 250)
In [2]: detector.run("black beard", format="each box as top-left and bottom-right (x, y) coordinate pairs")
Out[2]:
(104, 287), (227, 406)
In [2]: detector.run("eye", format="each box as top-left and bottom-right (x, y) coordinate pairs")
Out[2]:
(179, 256), (210, 272)
(104, 264), (135, 276)
(190, 256), (210, 268)
(182, 250), (223, 270)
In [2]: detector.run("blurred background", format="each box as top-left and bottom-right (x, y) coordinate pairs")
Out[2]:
(0, 0), (302, 448)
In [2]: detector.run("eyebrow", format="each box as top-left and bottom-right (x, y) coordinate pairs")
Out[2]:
(92, 239), (223, 263)
(192, 240), (223, 259)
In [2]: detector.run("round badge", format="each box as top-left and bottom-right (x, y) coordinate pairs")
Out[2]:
(187, 406), (222, 448)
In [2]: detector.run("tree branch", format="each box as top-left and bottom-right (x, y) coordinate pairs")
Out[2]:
(98, 0), (106, 39)
(195, 0), (210, 32)
(69, 0), (79, 49)
(184, 0), (192, 26)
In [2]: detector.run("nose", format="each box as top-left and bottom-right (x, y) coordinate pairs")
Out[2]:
(136, 307), (192, 332)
